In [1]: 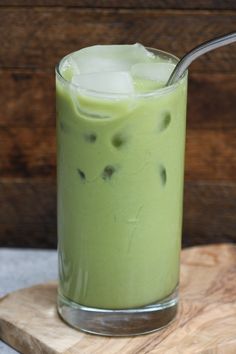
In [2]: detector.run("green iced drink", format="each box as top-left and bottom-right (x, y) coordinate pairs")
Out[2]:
(56, 44), (187, 334)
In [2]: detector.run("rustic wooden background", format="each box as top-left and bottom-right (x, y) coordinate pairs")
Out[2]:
(0, 1), (235, 248)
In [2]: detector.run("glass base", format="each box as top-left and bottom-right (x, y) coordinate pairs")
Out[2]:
(57, 288), (178, 336)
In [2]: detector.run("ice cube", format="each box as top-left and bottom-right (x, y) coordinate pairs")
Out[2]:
(68, 56), (80, 74)
(131, 62), (176, 84)
(59, 56), (81, 82)
(70, 43), (154, 74)
(72, 71), (134, 95)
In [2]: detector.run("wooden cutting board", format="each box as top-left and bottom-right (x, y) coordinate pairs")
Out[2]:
(0, 244), (236, 354)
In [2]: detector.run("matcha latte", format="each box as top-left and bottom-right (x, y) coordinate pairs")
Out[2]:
(56, 44), (187, 335)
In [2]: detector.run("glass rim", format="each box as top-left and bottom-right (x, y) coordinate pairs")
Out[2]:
(55, 46), (188, 99)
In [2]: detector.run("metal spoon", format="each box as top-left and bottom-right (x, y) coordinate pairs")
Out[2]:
(167, 32), (236, 86)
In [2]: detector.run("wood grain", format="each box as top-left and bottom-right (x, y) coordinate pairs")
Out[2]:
(0, 127), (56, 178)
(0, 180), (235, 248)
(0, 180), (56, 248)
(183, 182), (236, 246)
(187, 73), (236, 130)
(185, 129), (236, 182)
(0, 1), (236, 9)
(0, 9), (235, 72)
(0, 70), (55, 128)
(0, 244), (236, 353)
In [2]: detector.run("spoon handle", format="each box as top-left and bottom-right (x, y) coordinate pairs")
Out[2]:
(167, 32), (236, 86)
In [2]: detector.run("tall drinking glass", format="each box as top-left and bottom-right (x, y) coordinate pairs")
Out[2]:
(56, 46), (188, 335)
